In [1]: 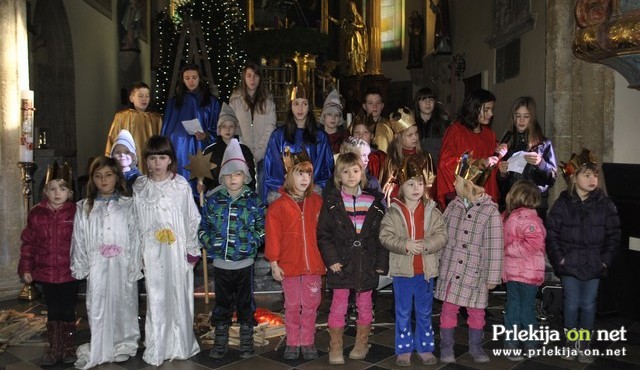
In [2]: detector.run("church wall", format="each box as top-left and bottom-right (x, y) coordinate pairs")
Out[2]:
(448, 0), (546, 137)
(613, 71), (640, 164)
(62, 0), (151, 176)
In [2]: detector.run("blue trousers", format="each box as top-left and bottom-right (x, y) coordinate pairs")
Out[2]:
(393, 275), (435, 355)
(504, 281), (538, 348)
(561, 276), (599, 330)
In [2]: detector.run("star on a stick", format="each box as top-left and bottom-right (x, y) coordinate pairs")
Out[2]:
(184, 151), (216, 181)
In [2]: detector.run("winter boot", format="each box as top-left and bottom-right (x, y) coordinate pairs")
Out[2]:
(209, 323), (230, 359)
(468, 328), (490, 363)
(239, 323), (254, 359)
(59, 321), (77, 364)
(40, 321), (59, 367)
(439, 327), (456, 363)
(348, 324), (371, 360)
(577, 330), (594, 364)
(328, 327), (345, 365)
(561, 328), (578, 360)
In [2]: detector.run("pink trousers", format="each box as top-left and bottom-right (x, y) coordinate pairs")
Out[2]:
(440, 300), (486, 330)
(328, 289), (373, 328)
(281, 275), (322, 346)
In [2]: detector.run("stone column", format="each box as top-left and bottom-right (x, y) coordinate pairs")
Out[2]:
(545, 0), (614, 203)
(366, 0), (382, 75)
(0, 0), (31, 300)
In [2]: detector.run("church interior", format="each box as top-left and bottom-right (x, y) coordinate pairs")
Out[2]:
(1, 0), (640, 369)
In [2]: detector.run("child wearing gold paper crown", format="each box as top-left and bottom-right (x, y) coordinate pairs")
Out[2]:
(132, 135), (201, 366)
(379, 153), (447, 367)
(18, 161), (78, 367)
(71, 156), (141, 369)
(435, 152), (504, 364)
(547, 148), (620, 363)
(262, 83), (334, 202)
(264, 148), (325, 361)
(198, 138), (265, 359)
(380, 108), (435, 203)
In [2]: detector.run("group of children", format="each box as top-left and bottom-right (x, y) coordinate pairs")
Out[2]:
(19, 71), (620, 368)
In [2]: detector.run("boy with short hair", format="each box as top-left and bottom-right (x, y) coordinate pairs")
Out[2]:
(198, 138), (266, 359)
(361, 87), (393, 153)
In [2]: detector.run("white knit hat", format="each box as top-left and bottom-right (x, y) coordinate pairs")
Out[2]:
(320, 89), (344, 126)
(219, 138), (251, 184)
(111, 129), (137, 164)
(217, 102), (241, 136)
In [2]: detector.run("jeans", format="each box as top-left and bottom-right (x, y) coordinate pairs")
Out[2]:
(393, 276), (435, 354)
(328, 289), (372, 328)
(281, 275), (322, 346)
(504, 281), (539, 347)
(561, 276), (600, 330)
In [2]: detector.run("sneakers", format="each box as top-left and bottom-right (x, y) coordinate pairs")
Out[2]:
(395, 352), (411, 367)
(113, 354), (130, 363)
(301, 345), (318, 360)
(283, 345), (300, 360)
(418, 352), (437, 365)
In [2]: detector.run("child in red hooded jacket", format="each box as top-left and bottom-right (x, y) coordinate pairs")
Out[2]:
(18, 162), (78, 366)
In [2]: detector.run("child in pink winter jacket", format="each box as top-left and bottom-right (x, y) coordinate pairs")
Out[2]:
(502, 180), (546, 359)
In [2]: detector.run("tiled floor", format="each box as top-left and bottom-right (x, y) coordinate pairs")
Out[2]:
(1, 284), (639, 370)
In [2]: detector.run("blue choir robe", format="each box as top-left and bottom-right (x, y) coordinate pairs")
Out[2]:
(161, 92), (220, 190)
(262, 127), (334, 202)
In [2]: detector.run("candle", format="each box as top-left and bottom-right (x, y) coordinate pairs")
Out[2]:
(20, 90), (34, 162)
(346, 113), (352, 127)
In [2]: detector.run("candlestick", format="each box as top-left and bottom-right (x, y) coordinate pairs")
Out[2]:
(20, 90), (35, 162)
(17, 161), (40, 301)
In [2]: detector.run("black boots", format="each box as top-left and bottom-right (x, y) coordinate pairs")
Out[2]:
(209, 323), (230, 359)
(239, 323), (254, 359)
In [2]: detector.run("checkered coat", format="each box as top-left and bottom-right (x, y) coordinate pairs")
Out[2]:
(434, 194), (503, 309)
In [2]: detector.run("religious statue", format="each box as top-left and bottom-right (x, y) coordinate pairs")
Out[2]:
(330, 1), (368, 76)
(407, 11), (424, 68)
(430, 0), (452, 54)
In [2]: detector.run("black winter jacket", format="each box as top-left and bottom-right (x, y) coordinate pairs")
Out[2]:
(546, 188), (620, 280)
(317, 188), (388, 291)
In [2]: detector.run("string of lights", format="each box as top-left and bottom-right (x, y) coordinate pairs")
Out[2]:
(153, 0), (247, 113)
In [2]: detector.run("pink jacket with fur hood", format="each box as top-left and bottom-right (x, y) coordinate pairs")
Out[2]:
(502, 207), (546, 286)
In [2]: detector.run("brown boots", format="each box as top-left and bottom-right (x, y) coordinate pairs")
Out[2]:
(328, 325), (371, 365)
(328, 327), (344, 364)
(41, 321), (59, 367)
(59, 321), (77, 364)
(348, 325), (371, 360)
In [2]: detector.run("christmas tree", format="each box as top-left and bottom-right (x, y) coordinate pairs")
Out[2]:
(153, 0), (247, 112)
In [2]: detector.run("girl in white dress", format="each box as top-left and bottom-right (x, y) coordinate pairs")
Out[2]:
(133, 135), (202, 366)
(71, 156), (141, 369)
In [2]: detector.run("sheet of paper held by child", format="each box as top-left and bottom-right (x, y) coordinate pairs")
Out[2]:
(181, 118), (203, 135)
(507, 151), (528, 174)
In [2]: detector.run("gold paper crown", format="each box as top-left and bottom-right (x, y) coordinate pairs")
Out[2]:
(398, 152), (436, 187)
(45, 160), (73, 185)
(282, 146), (312, 174)
(559, 148), (597, 178)
(454, 151), (492, 187)
(389, 107), (416, 134)
(290, 83), (309, 101)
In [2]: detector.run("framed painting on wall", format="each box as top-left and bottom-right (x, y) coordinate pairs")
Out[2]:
(84, 0), (113, 19)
